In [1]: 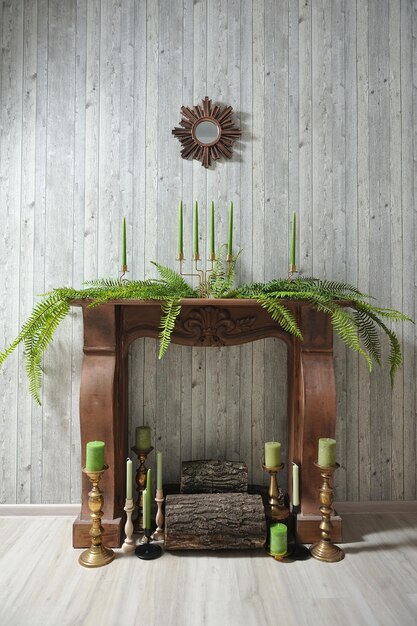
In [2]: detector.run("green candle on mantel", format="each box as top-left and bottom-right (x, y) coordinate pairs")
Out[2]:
(290, 211), (296, 266)
(145, 469), (152, 529)
(156, 451), (163, 491)
(135, 426), (151, 451)
(122, 217), (127, 266)
(178, 200), (184, 256)
(227, 201), (233, 256)
(292, 462), (300, 507)
(85, 441), (105, 471)
(126, 457), (133, 500)
(210, 200), (215, 256)
(265, 441), (281, 468)
(193, 200), (199, 256)
(270, 522), (287, 556)
(318, 438), (336, 467)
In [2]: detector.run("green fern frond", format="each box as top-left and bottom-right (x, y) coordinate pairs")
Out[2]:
(151, 261), (195, 296)
(256, 296), (303, 339)
(158, 299), (182, 359)
(353, 309), (382, 366)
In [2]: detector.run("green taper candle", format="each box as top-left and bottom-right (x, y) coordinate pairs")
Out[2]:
(142, 488), (148, 530)
(227, 201), (233, 256)
(178, 200), (183, 255)
(156, 451), (163, 491)
(318, 438), (336, 467)
(292, 462), (300, 506)
(210, 200), (215, 256)
(85, 441), (105, 471)
(290, 212), (296, 266)
(135, 426), (151, 451)
(145, 469), (152, 529)
(265, 441), (281, 468)
(122, 217), (127, 266)
(270, 522), (287, 556)
(193, 200), (199, 256)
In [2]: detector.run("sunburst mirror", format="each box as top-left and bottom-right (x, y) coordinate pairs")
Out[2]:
(172, 96), (241, 168)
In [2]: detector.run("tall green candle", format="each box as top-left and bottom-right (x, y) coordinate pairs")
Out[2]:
(227, 201), (233, 256)
(145, 469), (152, 529)
(85, 441), (105, 471)
(156, 451), (163, 491)
(210, 201), (215, 256)
(292, 462), (300, 507)
(178, 200), (184, 255)
(142, 488), (148, 530)
(270, 522), (287, 556)
(126, 457), (133, 500)
(193, 200), (199, 256)
(290, 211), (296, 266)
(122, 217), (127, 266)
(318, 438), (336, 467)
(135, 426), (151, 451)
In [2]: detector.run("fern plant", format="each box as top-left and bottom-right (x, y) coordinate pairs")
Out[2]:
(0, 257), (412, 403)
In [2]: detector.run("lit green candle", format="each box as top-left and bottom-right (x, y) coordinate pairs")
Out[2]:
(122, 217), (127, 266)
(318, 438), (336, 467)
(126, 457), (133, 500)
(145, 468), (152, 529)
(270, 523), (287, 556)
(85, 441), (105, 471)
(290, 211), (296, 266)
(178, 200), (184, 256)
(210, 201), (215, 256)
(227, 201), (233, 256)
(265, 441), (281, 468)
(156, 451), (163, 491)
(193, 200), (199, 256)
(135, 426), (151, 451)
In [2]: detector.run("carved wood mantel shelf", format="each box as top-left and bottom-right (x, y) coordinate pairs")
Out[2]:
(72, 298), (341, 548)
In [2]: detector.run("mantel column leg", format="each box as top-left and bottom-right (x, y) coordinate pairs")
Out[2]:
(73, 305), (126, 548)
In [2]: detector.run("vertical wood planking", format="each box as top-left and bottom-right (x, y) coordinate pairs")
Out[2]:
(412, 0), (417, 500)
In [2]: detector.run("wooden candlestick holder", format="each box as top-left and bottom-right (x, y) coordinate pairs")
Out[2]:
(151, 488), (165, 542)
(309, 462), (345, 563)
(262, 463), (290, 522)
(121, 497), (136, 553)
(79, 465), (115, 568)
(131, 446), (154, 531)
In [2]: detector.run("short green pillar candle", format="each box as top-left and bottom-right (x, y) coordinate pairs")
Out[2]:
(85, 441), (105, 471)
(270, 522), (287, 556)
(265, 441), (281, 468)
(318, 438), (336, 467)
(135, 426), (151, 451)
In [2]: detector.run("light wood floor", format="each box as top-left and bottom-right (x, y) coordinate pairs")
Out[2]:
(1, 512), (417, 626)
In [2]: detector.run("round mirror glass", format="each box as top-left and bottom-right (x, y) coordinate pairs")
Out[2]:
(194, 120), (219, 145)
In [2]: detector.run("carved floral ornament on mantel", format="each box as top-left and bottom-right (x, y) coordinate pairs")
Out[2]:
(172, 96), (241, 168)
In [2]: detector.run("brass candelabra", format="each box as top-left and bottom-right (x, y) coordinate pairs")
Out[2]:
(262, 463), (290, 522)
(309, 462), (345, 563)
(131, 446), (154, 532)
(177, 253), (233, 294)
(79, 465), (115, 568)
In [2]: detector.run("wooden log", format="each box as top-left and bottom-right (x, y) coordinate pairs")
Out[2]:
(164, 493), (266, 550)
(180, 460), (248, 493)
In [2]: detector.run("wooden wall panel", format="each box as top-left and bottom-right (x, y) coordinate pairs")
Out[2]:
(0, 0), (416, 503)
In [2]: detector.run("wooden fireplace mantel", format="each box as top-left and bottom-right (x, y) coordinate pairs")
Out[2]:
(72, 298), (341, 548)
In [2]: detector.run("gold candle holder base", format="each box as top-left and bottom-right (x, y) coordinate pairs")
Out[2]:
(151, 488), (165, 542)
(288, 263), (297, 279)
(79, 466), (115, 568)
(309, 462), (345, 563)
(131, 446), (154, 532)
(120, 265), (129, 279)
(262, 463), (290, 521)
(121, 497), (136, 553)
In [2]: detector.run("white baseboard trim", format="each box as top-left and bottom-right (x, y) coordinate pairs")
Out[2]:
(1, 501), (416, 517)
(0, 504), (80, 516)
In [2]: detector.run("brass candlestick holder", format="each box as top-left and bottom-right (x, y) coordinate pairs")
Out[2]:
(120, 264), (129, 280)
(262, 463), (290, 522)
(151, 488), (165, 542)
(288, 263), (298, 279)
(177, 253), (233, 294)
(79, 465), (115, 568)
(131, 446), (154, 532)
(309, 462), (345, 563)
(121, 497), (136, 553)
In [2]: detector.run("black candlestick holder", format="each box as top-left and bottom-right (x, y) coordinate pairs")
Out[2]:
(290, 505), (310, 560)
(135, 529), (162, 560)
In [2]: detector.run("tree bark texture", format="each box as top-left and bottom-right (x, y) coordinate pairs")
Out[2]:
(164, 493), (266, 550)
(180, 460), (248, 493)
